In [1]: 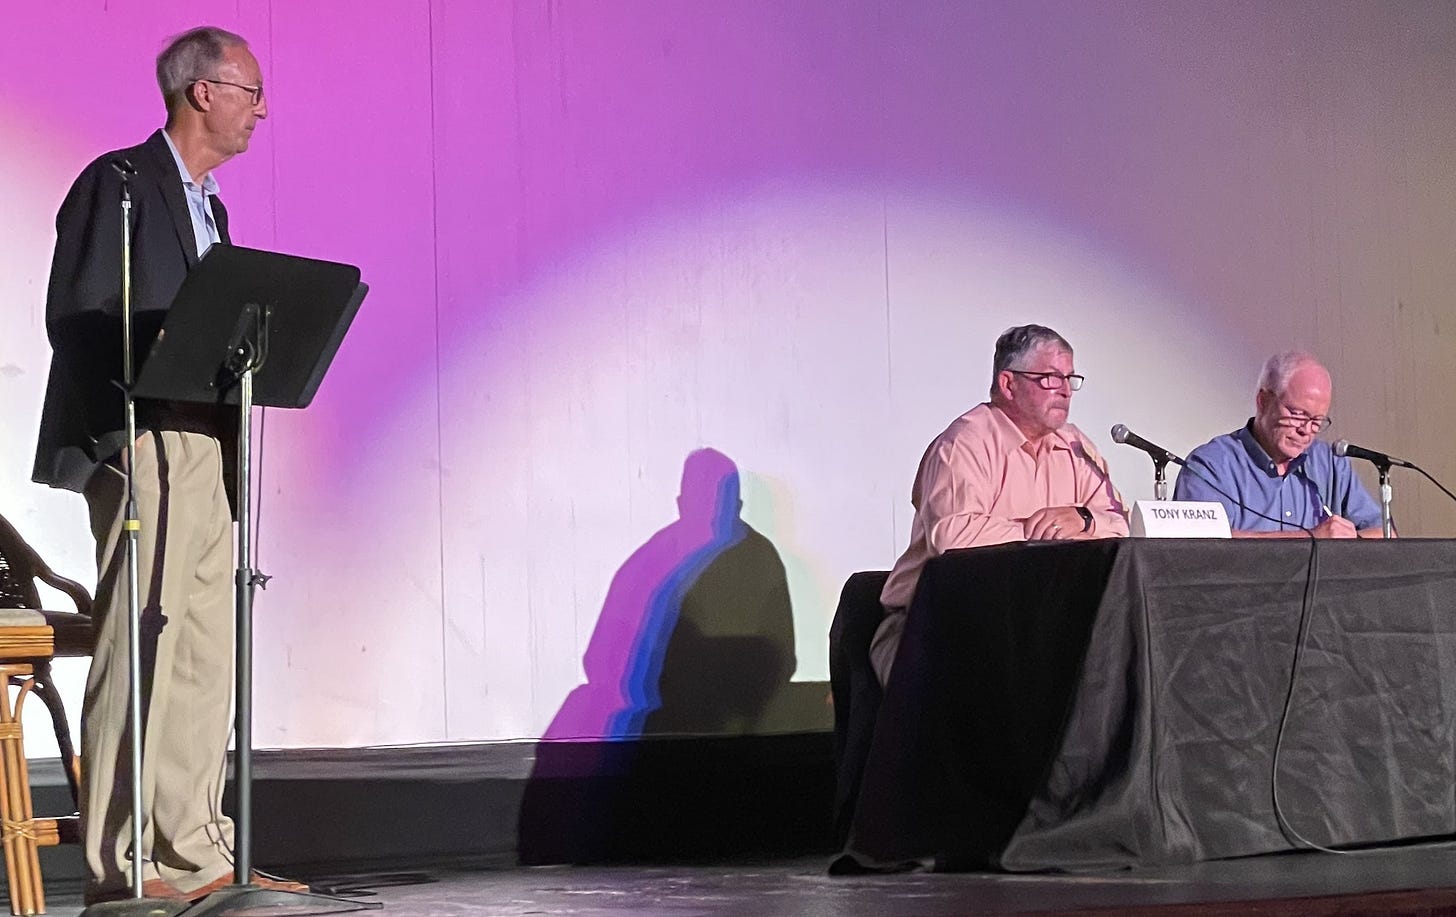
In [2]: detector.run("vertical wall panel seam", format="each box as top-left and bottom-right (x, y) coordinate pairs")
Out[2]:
(427, 0), (450, 738)
(878, 0), (897, 563)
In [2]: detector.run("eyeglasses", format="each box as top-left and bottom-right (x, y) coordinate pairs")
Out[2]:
(1278, 403), (1332, 433)
(1009, 370), (1085, 391)
(196, 78), (265, 106)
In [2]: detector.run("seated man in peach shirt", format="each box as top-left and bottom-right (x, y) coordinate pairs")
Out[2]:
(871, 324), (1129, 685)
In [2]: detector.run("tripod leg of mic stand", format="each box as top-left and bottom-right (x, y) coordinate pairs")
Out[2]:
(176, 885), (382, 915)
(80, 886), (381, 917)
(79, 898), (190, 917)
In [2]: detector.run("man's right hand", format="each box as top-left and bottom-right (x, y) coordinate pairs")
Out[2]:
(1023, 506), (1085, 541)
(1311, 514), (1358, 539)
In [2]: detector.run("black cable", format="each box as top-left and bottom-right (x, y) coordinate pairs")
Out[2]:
(1173, 460), (1313, 535)
(1172, 461), (1344, 852)
(1177, 443), (1452, 855)
(1411, 463), (1456, 505)
(1267, 534), (1346, 854)
(306, 871), (437, 898)
(252, 406), (266, 580)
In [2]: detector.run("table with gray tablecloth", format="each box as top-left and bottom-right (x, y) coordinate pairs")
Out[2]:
(846, 538), (1456, 870)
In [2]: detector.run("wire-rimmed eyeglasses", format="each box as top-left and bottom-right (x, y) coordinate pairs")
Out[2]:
(1277, 403), (1332, 433)
(196, 78), (265, 106)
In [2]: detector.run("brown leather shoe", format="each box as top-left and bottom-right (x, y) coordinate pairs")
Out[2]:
(184, 869), (310, 900)
(86, 869), (309, 905)
(182, 871), (238, 900)
(249, 870), (309, 893)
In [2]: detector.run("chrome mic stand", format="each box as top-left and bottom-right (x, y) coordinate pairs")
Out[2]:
(1377, 463), (1394, 539)
(179, 307), (375, 916)
(1154, 460), (1170, 502)
(115, 158), (148, 903)
(227, 309), (267, 886)
(80, 162), (192, 917)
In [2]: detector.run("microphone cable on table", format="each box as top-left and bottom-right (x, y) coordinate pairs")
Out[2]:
(1116, 438), (1343, 853)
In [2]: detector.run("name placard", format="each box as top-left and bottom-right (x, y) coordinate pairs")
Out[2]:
(1130, 501), (1232, 539)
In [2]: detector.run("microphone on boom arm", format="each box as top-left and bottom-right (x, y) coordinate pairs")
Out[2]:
(1111, 424), (1185, 501)
(1332, 440), (1414, 470)
(1110, 424), (1185, 467)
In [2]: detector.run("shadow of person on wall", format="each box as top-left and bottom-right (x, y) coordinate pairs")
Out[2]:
(542, 447), (795, 740)
(519, 447), (803, 863)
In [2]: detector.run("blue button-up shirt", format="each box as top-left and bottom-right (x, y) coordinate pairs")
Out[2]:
(160, 129), (221, 258)
(1172, 421), (1382, 532)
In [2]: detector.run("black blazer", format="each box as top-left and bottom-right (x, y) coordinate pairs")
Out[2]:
(33, 129), (234, 491)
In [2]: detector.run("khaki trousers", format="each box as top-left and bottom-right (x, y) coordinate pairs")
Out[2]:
(81, 430), (236, 896)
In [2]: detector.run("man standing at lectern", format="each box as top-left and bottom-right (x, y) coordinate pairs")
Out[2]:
(871, 324), (1129, 685)
(32, 26), (303, 904)
(1173, 351), (1383, 537)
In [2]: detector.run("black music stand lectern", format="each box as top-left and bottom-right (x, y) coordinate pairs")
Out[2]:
(111, 245), (376, 916)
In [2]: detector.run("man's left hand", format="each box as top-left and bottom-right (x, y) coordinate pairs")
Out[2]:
(1025, 506), (1085, 541)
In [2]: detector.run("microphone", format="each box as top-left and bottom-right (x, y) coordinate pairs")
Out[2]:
(1333, 440), (1414, 469)
(1110, 424), (1185, 466)
(109, 157), (136, 177)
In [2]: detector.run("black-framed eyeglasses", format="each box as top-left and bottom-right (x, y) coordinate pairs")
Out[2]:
(1278, 402), (1332, 433)
(196, 78), (265, 106)
(1009, 370), (1085, 391)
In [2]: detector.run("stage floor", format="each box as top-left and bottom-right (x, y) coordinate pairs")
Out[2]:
(41, 845), (1456, 916)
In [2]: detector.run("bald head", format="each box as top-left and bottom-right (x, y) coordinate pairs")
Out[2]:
(1257, 351), (1329, 399)
(1252, 351), (1333, 469)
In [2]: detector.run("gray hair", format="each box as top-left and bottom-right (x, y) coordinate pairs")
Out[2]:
(990, 324), (1072, 397)
(1257, 350), (1324, 396)
(156, 26), (248, 116)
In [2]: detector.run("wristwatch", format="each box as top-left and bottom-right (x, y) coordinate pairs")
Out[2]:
(1075, 505), (1094, 533)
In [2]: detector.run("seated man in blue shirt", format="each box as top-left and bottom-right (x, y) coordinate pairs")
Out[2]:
(1173, 351), (1383, 538)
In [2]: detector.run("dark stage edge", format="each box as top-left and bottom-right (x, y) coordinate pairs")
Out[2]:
(35, 848), (1456, 917)
(17, 732), (841, 896)
(15, 738), (1456, 915)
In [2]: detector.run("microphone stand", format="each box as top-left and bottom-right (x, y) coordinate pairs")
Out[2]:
(1350, 453), (1456, 539)
(179, 308), (375, 916)
(84, 163), (191, 917)
(1375, 460), (1394, 540)
(230, 309), (265, 888)
(1110, 425), (1183, 501)
(117, 160), (149, 903)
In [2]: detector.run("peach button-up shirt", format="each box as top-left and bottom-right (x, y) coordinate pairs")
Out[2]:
(879, 402), (1129, 612)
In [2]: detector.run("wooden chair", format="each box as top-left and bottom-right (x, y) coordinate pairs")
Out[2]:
(0, 513), (91, 915)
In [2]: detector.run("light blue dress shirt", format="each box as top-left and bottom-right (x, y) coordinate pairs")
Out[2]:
(1173, 421), (1383, 532)
(160, 130), (222, 258)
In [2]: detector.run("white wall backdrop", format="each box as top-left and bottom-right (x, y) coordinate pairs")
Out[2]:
(1, 1), (1453, 754)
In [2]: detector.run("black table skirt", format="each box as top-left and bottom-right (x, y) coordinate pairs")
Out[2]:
(846, 538), (1456, 870)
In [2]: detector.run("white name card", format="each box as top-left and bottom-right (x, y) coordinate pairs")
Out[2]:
(1130, 501), (1232, 539)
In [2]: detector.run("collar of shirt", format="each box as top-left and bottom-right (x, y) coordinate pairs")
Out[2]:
(1235, 419), (1307, 478)
(986, 402), (1075, 458)
(160, 128), (221, 197)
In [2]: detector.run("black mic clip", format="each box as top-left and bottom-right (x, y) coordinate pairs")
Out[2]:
(110, 157), (136, 204)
